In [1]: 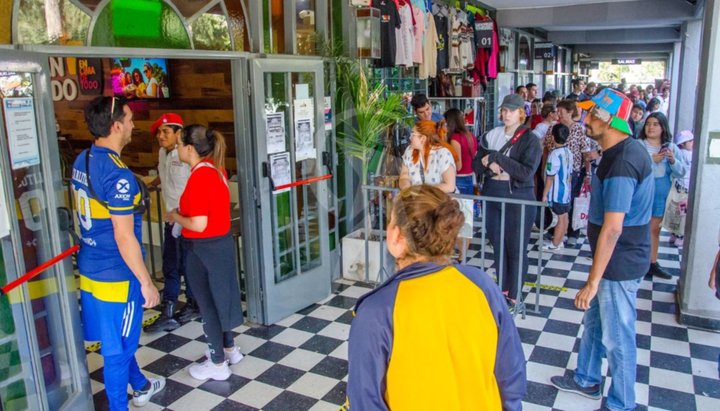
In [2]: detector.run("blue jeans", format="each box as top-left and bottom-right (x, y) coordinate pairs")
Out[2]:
(161, 223), (192, 302)
(574, 277), (642, 411)
(456, 175), (480, 218)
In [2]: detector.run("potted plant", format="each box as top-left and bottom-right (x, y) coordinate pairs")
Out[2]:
(331, 48), (411, 282)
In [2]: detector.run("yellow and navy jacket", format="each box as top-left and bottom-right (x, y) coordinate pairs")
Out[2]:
(347, 262), (526, 411)
(71, 145), (144, 283)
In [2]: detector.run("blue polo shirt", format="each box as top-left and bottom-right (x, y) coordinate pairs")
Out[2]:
(587, 137), (653, 281)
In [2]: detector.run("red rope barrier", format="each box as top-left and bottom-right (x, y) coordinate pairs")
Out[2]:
(0, 244), (79, 296)
(274, 174), (332, 191)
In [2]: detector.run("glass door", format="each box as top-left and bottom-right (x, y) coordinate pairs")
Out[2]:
(0, 50), (92, 410)
(250, 58), (331, 324)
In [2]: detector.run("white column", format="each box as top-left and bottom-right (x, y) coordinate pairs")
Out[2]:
(672, 19), (703, 134)
(678, 0), (720, 330)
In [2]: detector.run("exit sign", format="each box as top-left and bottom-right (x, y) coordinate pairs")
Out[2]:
(613, 58), (642, 65)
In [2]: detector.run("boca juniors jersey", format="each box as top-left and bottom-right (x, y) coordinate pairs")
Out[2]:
(71, 145), (144, 282)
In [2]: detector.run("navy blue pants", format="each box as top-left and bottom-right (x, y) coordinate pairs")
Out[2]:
(483, 180), (536, 300)
(162, 223), (193, 302)
(183, 235), (243, 363)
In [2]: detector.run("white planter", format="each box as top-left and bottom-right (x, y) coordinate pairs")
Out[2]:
(341, 228), (387, 283)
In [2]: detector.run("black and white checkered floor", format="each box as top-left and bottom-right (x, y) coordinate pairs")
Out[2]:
(89, 232), (720, 410)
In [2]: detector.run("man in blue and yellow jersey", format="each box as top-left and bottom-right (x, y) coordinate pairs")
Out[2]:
(71, 96), (164, 410)
(346, 185), (526, 410)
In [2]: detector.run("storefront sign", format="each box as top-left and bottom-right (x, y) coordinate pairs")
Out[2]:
(0, 175), (10, 238)
(612, 58), (641, 65)
(534, 42), (556, 60)
(266, 112), (286, 154)
(3, 98), (40, 169)
(49, 57), (78, 101)
(475, 21), (493, 48)
(294, 98), (316, 162)
(77, 58), (103, 95)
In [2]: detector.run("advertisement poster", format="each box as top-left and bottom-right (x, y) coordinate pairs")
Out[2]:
(294, 98), (315, 161)
(266, 112), (286, 154)
(77, 58), (103, 95)
(111, 58), (170, 99)
(270, 152), (292, 194)
(3, 98), (40, 169)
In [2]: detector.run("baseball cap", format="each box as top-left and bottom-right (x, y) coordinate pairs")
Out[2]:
(577, 88), (633, 135)
(150, 113), (184, 135)
(674, 130), (694, 146)
(499, 94), (525, 111)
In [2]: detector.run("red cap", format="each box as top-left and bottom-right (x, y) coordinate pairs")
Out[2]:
(150, 113), (183, 135)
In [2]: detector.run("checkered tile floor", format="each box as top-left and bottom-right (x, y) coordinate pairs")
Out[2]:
(89, 232), (720, 411)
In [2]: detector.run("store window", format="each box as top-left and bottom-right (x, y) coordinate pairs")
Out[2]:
(13, 0), (249, 51)
(264, 0), (286, 54)
(296, 0), (316, 55)
(518, 35), (531, 72)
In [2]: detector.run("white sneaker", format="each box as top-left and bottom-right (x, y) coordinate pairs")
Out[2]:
(132, 376), (165, 407)
(189, 359), (231, 381)
(542, 242), (564, 252)
(205, 347), (244, 365)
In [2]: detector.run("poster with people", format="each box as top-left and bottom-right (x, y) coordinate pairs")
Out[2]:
(269, 152), (292, 194)
(266, 112), (286, 154)
(294, 98), (316, 161)
(111, 58), (170, 99)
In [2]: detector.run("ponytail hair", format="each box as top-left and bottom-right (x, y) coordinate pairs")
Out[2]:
(413, 120), (460, 169)
(391, 185), (465, 261)
(181, 124), (227, 170)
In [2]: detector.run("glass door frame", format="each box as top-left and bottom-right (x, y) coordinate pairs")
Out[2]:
(248, 57), (331, 325)
(0, 48), (92, 411)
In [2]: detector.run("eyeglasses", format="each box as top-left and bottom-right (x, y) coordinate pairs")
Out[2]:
(109, 97), (117, 120)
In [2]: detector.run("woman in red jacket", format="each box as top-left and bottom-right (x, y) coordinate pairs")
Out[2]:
(167, 124), (244, 381)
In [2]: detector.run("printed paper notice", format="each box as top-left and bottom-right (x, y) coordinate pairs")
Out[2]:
(324, 96), (332, 131)
(294, 98), (315, 161)
(3, 98), (40, 169)
(0, 176), (9, 238)
(266, 112), (286, 154)
(270, 152), (292, 194)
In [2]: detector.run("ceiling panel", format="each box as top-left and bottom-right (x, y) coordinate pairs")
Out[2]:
(481, 0), (643, 10)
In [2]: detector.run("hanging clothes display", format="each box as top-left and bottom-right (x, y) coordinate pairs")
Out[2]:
(448, 8), (462, 71)
(458, 10), (475, 70)
(395, 0), (415, 67)
(419, 10), (438, 79)
(411, 0), (426, 64)
(433, 4), (450, 73)
(375, 0), (401, 68)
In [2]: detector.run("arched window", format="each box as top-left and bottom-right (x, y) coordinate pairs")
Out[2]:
(14, 0), (250, 51)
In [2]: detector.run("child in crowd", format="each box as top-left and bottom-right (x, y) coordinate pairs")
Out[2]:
(542, 124), (573, 251)
(667, 130), (694, 248)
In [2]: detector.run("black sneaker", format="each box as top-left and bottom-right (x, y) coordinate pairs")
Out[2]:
(550, 373), (601, 400)
(144, 300), (180, 334)
(177, 299), (201, 323)
(648, 262), (673, 280)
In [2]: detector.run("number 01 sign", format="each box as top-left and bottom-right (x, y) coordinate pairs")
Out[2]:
(474, 21), (493, 49)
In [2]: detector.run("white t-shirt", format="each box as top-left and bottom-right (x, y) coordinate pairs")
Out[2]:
(158, 147), (191, 211)
(533, 123), (550, 140)
(483, 126), (518, 179)
(402, 146), (455, 186)
(146, 77), (159, 97)
(395, 3), (415, 67)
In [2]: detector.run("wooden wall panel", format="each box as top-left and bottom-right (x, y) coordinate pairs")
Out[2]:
(52, 58), (238, 176)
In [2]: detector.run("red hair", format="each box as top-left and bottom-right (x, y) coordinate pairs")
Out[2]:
(411, 120), (460, 170)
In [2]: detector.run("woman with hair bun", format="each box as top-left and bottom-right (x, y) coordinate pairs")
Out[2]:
(167, 124), (244, 381)
(347, 185), (526, 411)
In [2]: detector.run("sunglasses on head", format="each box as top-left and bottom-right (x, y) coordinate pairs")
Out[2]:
(590, 106), (612, 123)
(109, 97), (117, 120)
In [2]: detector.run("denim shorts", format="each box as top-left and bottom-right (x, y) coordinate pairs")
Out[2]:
(551, 202), (570, 216)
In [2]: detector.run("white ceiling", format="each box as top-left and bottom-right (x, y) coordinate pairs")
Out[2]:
(480, 0), (642, 10)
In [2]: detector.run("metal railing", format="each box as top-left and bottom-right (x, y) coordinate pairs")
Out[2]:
(360, 184), (551, 319)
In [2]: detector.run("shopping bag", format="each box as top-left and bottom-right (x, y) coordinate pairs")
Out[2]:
(661, 183), (688, 234)
(572, 183), (591, 232)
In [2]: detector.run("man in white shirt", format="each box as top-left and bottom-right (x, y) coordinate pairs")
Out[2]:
(144, 113), (199, 333)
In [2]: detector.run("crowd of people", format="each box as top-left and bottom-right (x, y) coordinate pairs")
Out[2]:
(71, 76), (699, 410)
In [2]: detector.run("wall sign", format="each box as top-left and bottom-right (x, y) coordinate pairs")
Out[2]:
(612, 58), (641, 65)
(77, 58), (103, 95)
(474, 21), (493, 48)
(3, 97), (40, 169)
(534, 42), (556, 60)
(49, 57), (78, 101)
